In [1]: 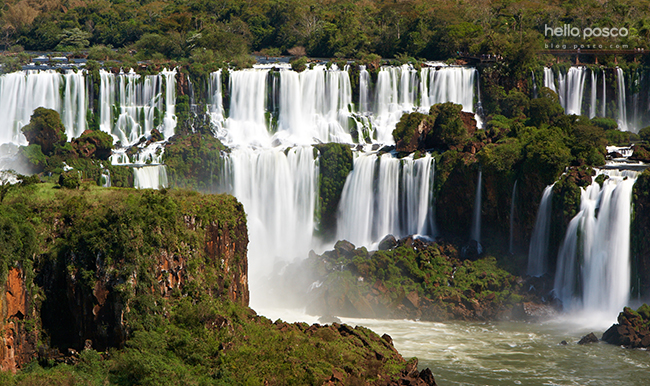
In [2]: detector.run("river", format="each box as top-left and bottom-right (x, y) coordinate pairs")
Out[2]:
(257, 308), (649, 386)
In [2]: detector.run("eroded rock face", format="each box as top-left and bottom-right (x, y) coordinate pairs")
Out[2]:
(1, 191), (249, 369)
(0, 268), (38, 373)
(602, 305), (650, 349)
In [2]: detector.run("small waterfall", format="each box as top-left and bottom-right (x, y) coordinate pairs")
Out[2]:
(602, 69), (607, 117)
(553, 171), (637, 317)
(589, 70), (597, 118)
(224, 69), (270, 146)
(62, 71), (88, 139)
(616, 68), (628, 131)
(336, 152), (435, 247)
(557, 67), (587, 115)
(99, 69), (176, 147)
(527, 184), (554, 276)
(0, 70), (87, 145)
(543, 67), (556, 92)
(359, 65), (370, 113)
(531, 72), (538, 99)
(470, 169), (482, 244)
(101, 169), (111, 187)
(208, 70), (225, 136)
(162, 69), (177, 140)
(420, 66), (477, 113)
(509, 180), (518, 255)
(134, 165), (168, 189)
(277, 64), (353, 144)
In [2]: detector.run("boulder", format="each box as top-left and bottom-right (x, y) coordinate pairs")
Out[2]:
(378, 235), (397, 250)
(334, 240), (355, 257)
(578, 332), (599, 345)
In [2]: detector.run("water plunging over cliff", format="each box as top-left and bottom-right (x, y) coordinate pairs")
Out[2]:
(553, 170), (637, 319)
(336, 153), (435, 247)
(0, 70), (87, 145)
(544, 66), (650, 132)
(222, 146), (318, 301)
(99, 69), (177, 147)
(527, 184), (554, 277)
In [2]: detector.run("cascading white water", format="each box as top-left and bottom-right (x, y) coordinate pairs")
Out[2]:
(223, 146), (318, 306)
(420, 66), (477, 114)
(133, 165), (168, 189)
(211, 64), (481, 147)
(589, 71), (597, 119)
(527, 184), (554, 276)
(509, 180), (518, 255)
(208, 70), (225, 137)
(359, 65), (370, 113)
(277, 64), (354, 144)
(557, 67), (587, 115)
(337, 152), (435, 247)
(553, 170), (637, 318)
(543, 67), (556, 92)
(99, 68), (176, 147)
(62, 71), (88, 139)
(602, 69), (607, 117)
(0, 70), (87, 145)
(616, 68), (628, 131)
(470, 170), (482, 243)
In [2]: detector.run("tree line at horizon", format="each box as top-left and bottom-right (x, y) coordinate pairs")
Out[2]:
(1, 0), (649, 64)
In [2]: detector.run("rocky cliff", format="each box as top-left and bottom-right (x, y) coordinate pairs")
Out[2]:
(0, 186), (248, 372)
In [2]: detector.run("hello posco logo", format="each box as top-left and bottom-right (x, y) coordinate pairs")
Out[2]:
(544, 24), (629, 39)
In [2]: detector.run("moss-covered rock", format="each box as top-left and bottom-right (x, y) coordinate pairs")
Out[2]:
(21, 108), (67, 156)
(72, 130), (114, 160)
(602, 304), (650, 348)
(302, 240), (538, 322)
(163, 130), (227, 192)
(315, 143), (353, 240)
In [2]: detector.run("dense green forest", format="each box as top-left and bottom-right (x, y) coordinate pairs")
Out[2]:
(1, 0), (649, 64)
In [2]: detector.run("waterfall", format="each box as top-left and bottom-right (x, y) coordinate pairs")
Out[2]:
(162, 68), (177, 140)
(589, 71), (597, 119)
(616, 68), (628, 131)
(527, 184), (554, 276)
(99, 69), (176, 147)
(602, 69), (607, 117)
(277, 64), (353, 144)
(62, 71), (88, 139)
(223, 146), (318, 303)
(134, 165), (168, 189)
(374, 66), (406, 143)
(557, 67), (587, 115)
(208, 70), (225, 137)
(553, 171), (637, 317)
(509, 180), (518, 255)
(359, 65), (370, 113)
(0, 70), (87, 145)
(420, 66), (477, 114)
(336, 152), (435, 247)
(543, 67), (556, 93)
(531, 72), (538, 99)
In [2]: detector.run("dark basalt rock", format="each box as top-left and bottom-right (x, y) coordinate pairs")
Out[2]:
(334, 240), (356, 256)
(378, 235), (397, 250)
(602, 304), (650, 348)
(578, 332), (599, 345)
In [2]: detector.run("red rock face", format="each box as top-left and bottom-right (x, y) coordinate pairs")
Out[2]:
(1, 205), (249, 371)
(0, 268), (38, 373)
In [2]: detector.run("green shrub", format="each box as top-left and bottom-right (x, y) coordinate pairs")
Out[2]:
(59, 171), (81, 189)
